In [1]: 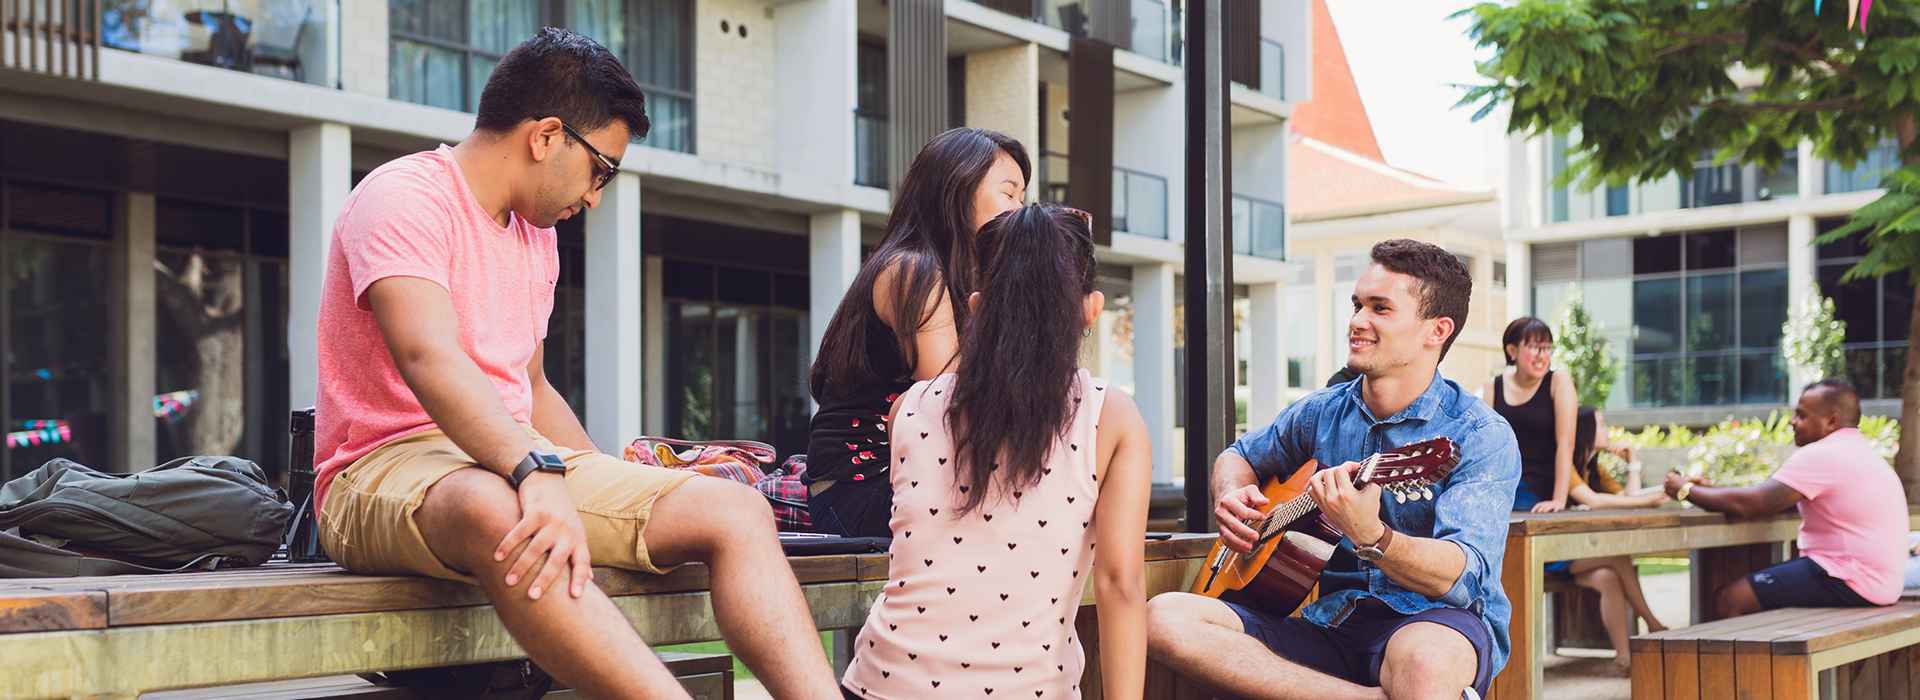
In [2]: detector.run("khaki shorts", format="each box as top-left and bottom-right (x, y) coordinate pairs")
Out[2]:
(319, 426), (698, 584)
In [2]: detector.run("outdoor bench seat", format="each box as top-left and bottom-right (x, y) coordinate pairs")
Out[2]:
(1630, 603), (1920, 700)
(0, 534), (1216, 700)
(138, 652), (736, 700)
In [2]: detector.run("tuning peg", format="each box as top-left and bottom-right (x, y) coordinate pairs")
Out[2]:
(1393, 491), (1407, 504)
(1421, 486), (1433, 500)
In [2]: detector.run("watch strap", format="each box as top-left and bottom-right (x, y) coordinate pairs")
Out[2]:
(508, 453), (541, 489)
(1367, 525), (1395, 554)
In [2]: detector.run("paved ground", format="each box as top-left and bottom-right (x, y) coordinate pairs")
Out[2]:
(732, 570), (1697, 700)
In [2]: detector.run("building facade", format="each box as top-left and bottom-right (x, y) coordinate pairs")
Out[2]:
(0, 0), (1305, 487)
(1499, 126), (1910, 427)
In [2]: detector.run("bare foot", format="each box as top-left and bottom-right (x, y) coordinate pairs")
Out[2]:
(1610, 661), (1631, 677)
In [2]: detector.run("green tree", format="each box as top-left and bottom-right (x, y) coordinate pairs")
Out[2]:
(1782, 285), (1848, 382)
(1552, 286), (1622, 407)
(1460, 0), (1920, 497)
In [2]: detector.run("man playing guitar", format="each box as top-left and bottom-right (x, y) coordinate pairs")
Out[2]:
(1145, 239), (1521, 700)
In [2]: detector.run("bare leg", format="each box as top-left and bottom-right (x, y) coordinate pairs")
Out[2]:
(1144, 592), (1385, 700)
(1569, 562), (1631, 667)
(1599, 557), (1666, 632)
(643, 477), (842, 700)
(414, 469), (692, 700)
(1715, 577), (1764, 619)
(1377, 622), (1478, 700)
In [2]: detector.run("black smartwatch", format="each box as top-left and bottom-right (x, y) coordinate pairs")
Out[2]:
(508, 449), (566, 489)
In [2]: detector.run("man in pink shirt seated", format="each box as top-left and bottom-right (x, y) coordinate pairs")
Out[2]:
(313, 29), (840, 700)
(1664, 378), (1909, 617)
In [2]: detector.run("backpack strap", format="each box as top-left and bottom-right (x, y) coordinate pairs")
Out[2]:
(0, 531), (229, 577)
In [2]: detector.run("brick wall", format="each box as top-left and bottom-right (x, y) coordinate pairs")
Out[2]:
(965, 43), (1039, 171)
(695, 0), (777, 168)
(339, 0), (387, 98)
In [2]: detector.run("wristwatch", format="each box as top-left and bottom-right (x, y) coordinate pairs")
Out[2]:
(508, 449), (566, 489)
(1355, 525), (1395, 562)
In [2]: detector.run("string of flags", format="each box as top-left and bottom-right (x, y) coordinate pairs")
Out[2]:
(1813, 0), (1875, 32)
(153, 390), (199, 424)
(2, 390), (201, 449)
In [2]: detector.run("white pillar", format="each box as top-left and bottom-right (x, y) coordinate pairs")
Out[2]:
(810, 209), (862, 360)
(776, 0), (858, 183)
(644, 255), (667, 435)
(288, 122), (351, 413)
(1133, 262), (1177, 483)
(1798, 140), (1821, 199)
(585, 172), (643, 452)
(1787, 213), (1817, 390)
(1246, 282), (1285, 428)
(109, 192), (156, 473)
(1506, 239), (1531, 320)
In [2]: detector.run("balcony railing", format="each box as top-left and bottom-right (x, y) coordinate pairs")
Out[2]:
(854, 108), (887, 188)
(4, 0), (102, 79)
(1130, 0), (1168, 62)
(1232, 194), (1284, 260)
(1258, 38), (1282, 99)
(101, 0), (338, 86)
(1040, 151), (1070, 204)
(1113, 167), (1167, 239)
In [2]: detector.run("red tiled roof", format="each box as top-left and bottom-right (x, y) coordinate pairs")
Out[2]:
(1289, 0), (1382, 161)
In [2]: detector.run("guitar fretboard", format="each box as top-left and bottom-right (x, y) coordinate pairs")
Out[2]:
(1253, 452), (1382, 544)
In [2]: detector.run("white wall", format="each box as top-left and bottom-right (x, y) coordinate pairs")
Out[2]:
(1267, 0), (1312, 103)
(1114, 82), (1185, 240)
(697, 0), (779, 168)
(774, 0), (857, 183)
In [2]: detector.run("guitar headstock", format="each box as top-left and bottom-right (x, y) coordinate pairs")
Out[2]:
(1355, 438), (1460, 502)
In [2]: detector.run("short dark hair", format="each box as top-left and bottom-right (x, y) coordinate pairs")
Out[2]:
(1501, 316), (1553, 365)
(1803, 377), (1862, 427)
(1368, 239), (1473, 360)
(473, 28), (651, 142)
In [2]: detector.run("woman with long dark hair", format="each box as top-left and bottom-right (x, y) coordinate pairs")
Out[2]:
(1558, 407), (1670, 675)
(840, 204), (1153, 700)
(804, 128), (1031, 537)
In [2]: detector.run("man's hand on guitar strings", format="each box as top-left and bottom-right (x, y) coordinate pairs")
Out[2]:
(1311, 462), (1385, 550)
(1215, 484), (1269, 554)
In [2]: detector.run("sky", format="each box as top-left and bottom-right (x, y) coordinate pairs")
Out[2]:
(1323, 0), (1498, 190)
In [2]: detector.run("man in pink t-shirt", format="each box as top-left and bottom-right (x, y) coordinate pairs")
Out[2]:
(314, 29), (840, 700)
(1665, 378), (1909, 617)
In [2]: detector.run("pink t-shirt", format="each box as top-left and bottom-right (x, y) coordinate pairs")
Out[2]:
(313, 146), (558, 509)
(1771, 428), (1910, 605)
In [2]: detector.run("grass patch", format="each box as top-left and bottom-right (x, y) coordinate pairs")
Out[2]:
(1637, 557), (1690, 577)
(656, 632), (834, 680)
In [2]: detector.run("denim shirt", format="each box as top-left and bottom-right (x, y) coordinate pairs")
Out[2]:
(1225, 371), (1521, 674)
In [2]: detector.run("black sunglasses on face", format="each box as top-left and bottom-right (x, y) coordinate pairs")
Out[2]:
(560, 123), (619, 191)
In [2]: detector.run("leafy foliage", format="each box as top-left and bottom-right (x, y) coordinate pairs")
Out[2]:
(1552, 286), (1622, 407)
(1458, 0), (1920, 190)
(1781, 286), (1849, 382)
(1817, 164), (1920, 289)
(1613, 413), (1901, 486)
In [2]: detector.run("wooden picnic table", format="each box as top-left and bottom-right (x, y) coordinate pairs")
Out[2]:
(1489, 506), (1920, 700)
(0, 533), (1215, 700)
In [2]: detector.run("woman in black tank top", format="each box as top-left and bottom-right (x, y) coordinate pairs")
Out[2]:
(805, 129), (1032, 537)
(1483, 316), (1578, 512)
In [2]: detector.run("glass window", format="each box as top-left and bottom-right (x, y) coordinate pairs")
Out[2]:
(1759, 151), (1797, 199)
(1827, 141), (1900, 194)
(390, 0), (540, 112)
(102, 0), (339, 86)
(1634, 235), (1681, 275)
(1819, 227), (1914, 399)
(1259, 39), (1283, 99)
(1685, 274), (1734, 352)
(1606, 185), (1629, 217)
(1231, 195), (1284, 260)
(1633, 278), (1682, 355)
(1685, 229), (1737, 271)
(1115, 169), (1168, 239)
(662, 261), (811, 458)
(543, 223), (587, 422)
(630, 0), (693, 152)
(1493, 260), (1507, 286)
(855, 42), (889, 188)
(5, 238), (111, 479)
(1740, 269), (1788, 349)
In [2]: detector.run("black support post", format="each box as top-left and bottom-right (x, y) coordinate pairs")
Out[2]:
(1183, 0), (1233, 533)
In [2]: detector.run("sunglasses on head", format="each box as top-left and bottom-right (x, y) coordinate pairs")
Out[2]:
(991, 205), (1094, 229)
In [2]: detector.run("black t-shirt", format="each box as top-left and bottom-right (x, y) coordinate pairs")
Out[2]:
(805, 377), (913, 484)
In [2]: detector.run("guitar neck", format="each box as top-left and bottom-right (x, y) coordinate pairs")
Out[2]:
(1254, 452), (1382, 542)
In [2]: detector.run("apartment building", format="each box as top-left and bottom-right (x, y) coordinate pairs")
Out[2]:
(0, 0), (1304, 485)
(1499, 125), (1910, 427)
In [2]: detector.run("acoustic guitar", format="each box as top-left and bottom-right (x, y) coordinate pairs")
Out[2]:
(1189, 437), (1461, 617)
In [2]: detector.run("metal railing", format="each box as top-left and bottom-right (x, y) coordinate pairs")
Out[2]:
(3, 0), (101, 79)
(854, 108), (888, 188)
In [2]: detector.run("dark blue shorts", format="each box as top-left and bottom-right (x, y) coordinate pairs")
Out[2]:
(1226, 597), (1493, 698)
(809, 477), (894, 538)
(1748, 557), (1878, 610)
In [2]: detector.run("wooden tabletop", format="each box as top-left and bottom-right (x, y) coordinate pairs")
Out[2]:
(1507, 504), (1920, 537)
(0, 533), (1215, 635)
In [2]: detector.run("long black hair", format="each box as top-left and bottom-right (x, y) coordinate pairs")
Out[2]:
(808, 128), (1031, 400)
(947, 205), (1099, 514)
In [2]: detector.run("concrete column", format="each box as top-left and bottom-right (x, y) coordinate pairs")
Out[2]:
(585, 172), (643, 452)
(775, 0), (857, 183)
(644, 255), (667, 435)
(1787, 213), (1817, 390)
(810, 209), (862, 364)
(1798, 140), (1821, 199)
(109, 192), (156, 473)
(1246, 282), (1285, 428)
(1133, 262), (1177, 483)
(288, 122), (351, 413)
(1506, 239), (1531, 321)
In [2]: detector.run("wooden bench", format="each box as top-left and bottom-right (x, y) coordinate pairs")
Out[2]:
(1630, 604), (1920, 700)
(0, 534), (1213, 700)
(139, 652), (735, 700)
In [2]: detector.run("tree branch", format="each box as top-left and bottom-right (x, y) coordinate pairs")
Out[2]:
(1696, 96), (1866, 112)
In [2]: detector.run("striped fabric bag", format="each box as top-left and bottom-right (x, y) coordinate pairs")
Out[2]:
(622, 437), (774, 486)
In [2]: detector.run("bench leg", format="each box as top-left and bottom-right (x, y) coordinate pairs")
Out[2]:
(1772, 655), (1814, 700)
